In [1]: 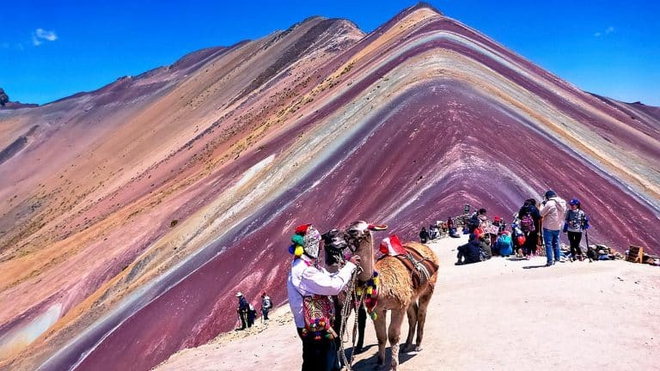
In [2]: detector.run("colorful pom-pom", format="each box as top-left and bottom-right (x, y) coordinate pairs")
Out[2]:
(291, 234), (305, 246)
(288, 244), (295, 254)
(294, 245), (304, 256)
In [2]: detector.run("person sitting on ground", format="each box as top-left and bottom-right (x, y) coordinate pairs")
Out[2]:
(419, 226), (430, 243)
(478, 233), (492, 260)
(456, 233), (483, 265)
(287, 224), (361, 371)
(447, 217), (458, 237)
(492, 215), (507, 234)
(495, 231), (514, 257)
(429, 223), (440, 240)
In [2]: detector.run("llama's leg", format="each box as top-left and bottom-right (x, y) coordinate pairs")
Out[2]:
(414, 288), (434, 351)
(373, 309), (388, 366)
(388, 309), (405, 371)
(402, 302), (418, 352)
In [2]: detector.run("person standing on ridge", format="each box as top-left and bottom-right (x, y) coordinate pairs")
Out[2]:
(236, 292), (249, 330)
(564, 198), (589, 261)
(518, 198), (542, 259)
(540, 190), (567, 266)
(261, 292), (272, 321)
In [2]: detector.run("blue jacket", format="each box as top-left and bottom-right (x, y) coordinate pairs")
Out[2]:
(238, 296), (249, 312)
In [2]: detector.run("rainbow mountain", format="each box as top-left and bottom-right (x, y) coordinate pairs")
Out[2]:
(0, 3), (658, 371)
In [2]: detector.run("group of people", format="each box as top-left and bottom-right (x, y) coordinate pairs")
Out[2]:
(455, 190), (590, 267)
(235, 291), (273, 330)
(419, 217), (461, 243)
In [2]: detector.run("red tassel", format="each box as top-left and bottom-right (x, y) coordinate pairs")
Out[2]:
(295, 224), (310, 235)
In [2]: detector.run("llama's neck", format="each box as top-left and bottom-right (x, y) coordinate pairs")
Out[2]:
(356, 238), (375, 282)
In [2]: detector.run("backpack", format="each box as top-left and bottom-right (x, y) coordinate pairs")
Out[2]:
(520, 213), (535, 233)
(496, 234), (513, 256)
(302, 295), (337, 341)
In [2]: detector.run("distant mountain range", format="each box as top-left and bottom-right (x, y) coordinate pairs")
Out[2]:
(0, 3), (658, 371)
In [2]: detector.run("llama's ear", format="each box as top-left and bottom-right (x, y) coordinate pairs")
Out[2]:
(368, 224), (388, 231)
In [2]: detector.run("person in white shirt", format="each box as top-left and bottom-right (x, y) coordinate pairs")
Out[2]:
(540, 190), (567, 266)
(287, 223), (360, 371)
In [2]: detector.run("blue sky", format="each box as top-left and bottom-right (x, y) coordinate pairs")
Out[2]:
(2, 1), (658, 106)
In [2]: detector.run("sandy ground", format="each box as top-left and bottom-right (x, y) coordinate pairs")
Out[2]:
(153, 235), (660, 371)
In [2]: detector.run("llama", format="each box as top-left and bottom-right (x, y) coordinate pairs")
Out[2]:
(342, 221), (439, 370)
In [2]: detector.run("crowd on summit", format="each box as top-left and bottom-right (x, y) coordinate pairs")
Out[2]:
(448, 189), (590, 266)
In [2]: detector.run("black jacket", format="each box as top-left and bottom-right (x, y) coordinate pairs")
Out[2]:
(518, 204), (542, 231)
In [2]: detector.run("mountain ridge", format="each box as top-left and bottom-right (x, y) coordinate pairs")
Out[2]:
(0, 4), (658, 371)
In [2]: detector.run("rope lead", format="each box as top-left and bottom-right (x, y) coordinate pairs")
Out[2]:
(337, 268), (363, 371)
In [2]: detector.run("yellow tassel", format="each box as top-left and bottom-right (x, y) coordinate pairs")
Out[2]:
(366, 287), (373, 295)
(373, 277), (379, 285)
(294, 245), (304, 256)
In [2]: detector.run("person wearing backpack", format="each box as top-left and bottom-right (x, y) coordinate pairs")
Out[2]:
(261, 292), (272, 321)
(563, 198), (589, 261)
(287, 223), (361, 371)
(539, 190), (567, 266)
(495, 231), (514, 257)
(517, 198), (542, 260)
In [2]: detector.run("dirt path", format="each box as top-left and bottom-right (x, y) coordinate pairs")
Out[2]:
(154, 236), (660, 370)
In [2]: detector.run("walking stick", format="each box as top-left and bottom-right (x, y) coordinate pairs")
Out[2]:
(582, 214), (592, 262)
(584, 228), (593, 262)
